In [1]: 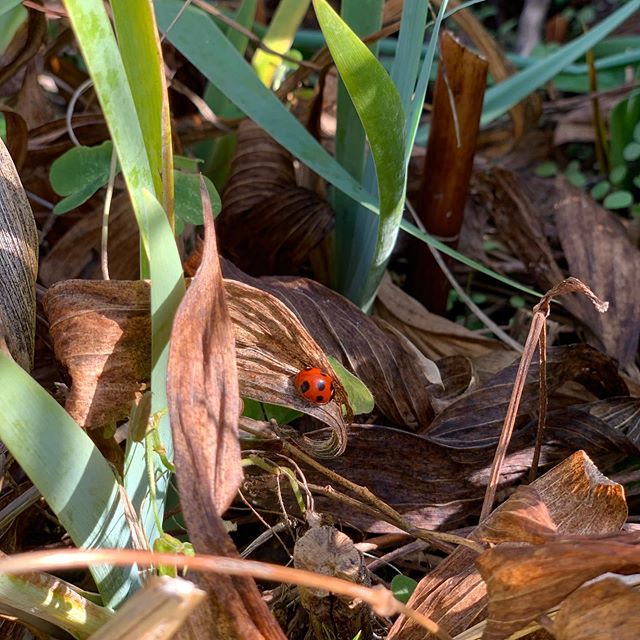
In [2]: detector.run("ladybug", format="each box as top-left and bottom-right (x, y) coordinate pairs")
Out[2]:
(294, 366), (335, 405)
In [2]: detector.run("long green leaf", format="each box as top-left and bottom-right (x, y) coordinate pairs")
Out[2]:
(332, 0), (384, 297)
(252, 0), (310, 87)
(0, 354), (140, 607)
(481, 0), (640, 126)
(335, 0), (431, 303)
(313, 0), (406, 309)
(110, 0), (172, 214)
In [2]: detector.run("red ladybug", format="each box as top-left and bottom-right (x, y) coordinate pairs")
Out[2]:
(294, 367), (335, 405)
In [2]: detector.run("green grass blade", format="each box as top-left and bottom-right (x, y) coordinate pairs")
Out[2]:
(155, 0), (376, 211)
(110, 0), (173, 217)
(313, 0), (406, 309)
(335, 0), (430, 301)
(252, 0), (310, 87)
(400, 219), (541, 297)
(481, 0), (640, 126)
(123, 190), (185, 542)
(405, 0), (448, 162)
(62, 0), (155, 256)
(390, 0), (429, 111)
(0, 354), (140, 607)
(332, 0), (384, 296)
(202, 0), (257, 187)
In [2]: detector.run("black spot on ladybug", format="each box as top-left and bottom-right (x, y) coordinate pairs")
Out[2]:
(300, 381), (310, 393)
(316, 395), (324, 402)
(316, 379), (326, 391)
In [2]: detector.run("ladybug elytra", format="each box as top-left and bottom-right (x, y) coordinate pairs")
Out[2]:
(294, 366), (335, 405)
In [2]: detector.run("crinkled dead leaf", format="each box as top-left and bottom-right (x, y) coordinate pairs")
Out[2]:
(43, 280), (151, 429)
(388, 451), (627, 640)
(166, 182), (286, 640)
(0, 136), (38, 371)
(374, 274), (507, 360)
(423, 344), (627, 446)
(223, 263), (436, 431)
(226, 277), (350, 457)
(217, 120), (333, 277)
(474, 485), (557, 545)
(555, 186), (640, 366)
(553, 578), (640, 640)
(477, 535), (640, 640)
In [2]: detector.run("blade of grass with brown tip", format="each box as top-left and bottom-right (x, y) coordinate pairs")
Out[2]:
(166, 179), (286, 639)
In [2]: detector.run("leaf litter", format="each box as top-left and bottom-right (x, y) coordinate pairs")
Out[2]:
(7, 3), (640, 640)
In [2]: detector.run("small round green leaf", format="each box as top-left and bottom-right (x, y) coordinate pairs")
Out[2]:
(50, 140), (114, 196)
(566, 170), (587, 188)
(610, 165), (627, 185)
(590, 181), (610, 200)
(535, 161), (558, 177)
(603, 190), (633, 209)
(623, 141), (640, 162)
(391, 574), (418, 604)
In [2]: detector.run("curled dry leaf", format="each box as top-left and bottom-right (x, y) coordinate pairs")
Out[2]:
(388, 451), (628, 640)
(553, 578), (640, 640)
(554, 186), (640, 366)
(43, 280), (151, 429)
(477, 535), (640, 640)
(166, 181), (286, 640)
(217, 120), (333, 277)
(0, 136), (38, 370)
(223, 262), (436, 430)
(423, 344), (628, 447)
(226, 277), (349, 457)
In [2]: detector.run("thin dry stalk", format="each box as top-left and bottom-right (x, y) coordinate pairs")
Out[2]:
(479, 278), (609, 521)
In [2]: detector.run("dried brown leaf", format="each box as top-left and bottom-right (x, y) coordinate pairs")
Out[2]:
(374, 275), (506, 360)
(471, 168), (565, 292)
(167, 183), (285, 640)
(217, 121), (333, 277)
(477, 536), (640, 640)
(475, 485), (557, 545)
(0, 136), (38, 371)
(424, 344), (627, 447)
(584, 397), (640, 449)
(219, 186), (334, 276)
(43, 279), (151, 428)
(553, 578), (640, 640)
(227, 277), (349, 456)
(223, 264), (435, 430)
(388, 451), (627, 640)
(555, 187), (640, 365)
